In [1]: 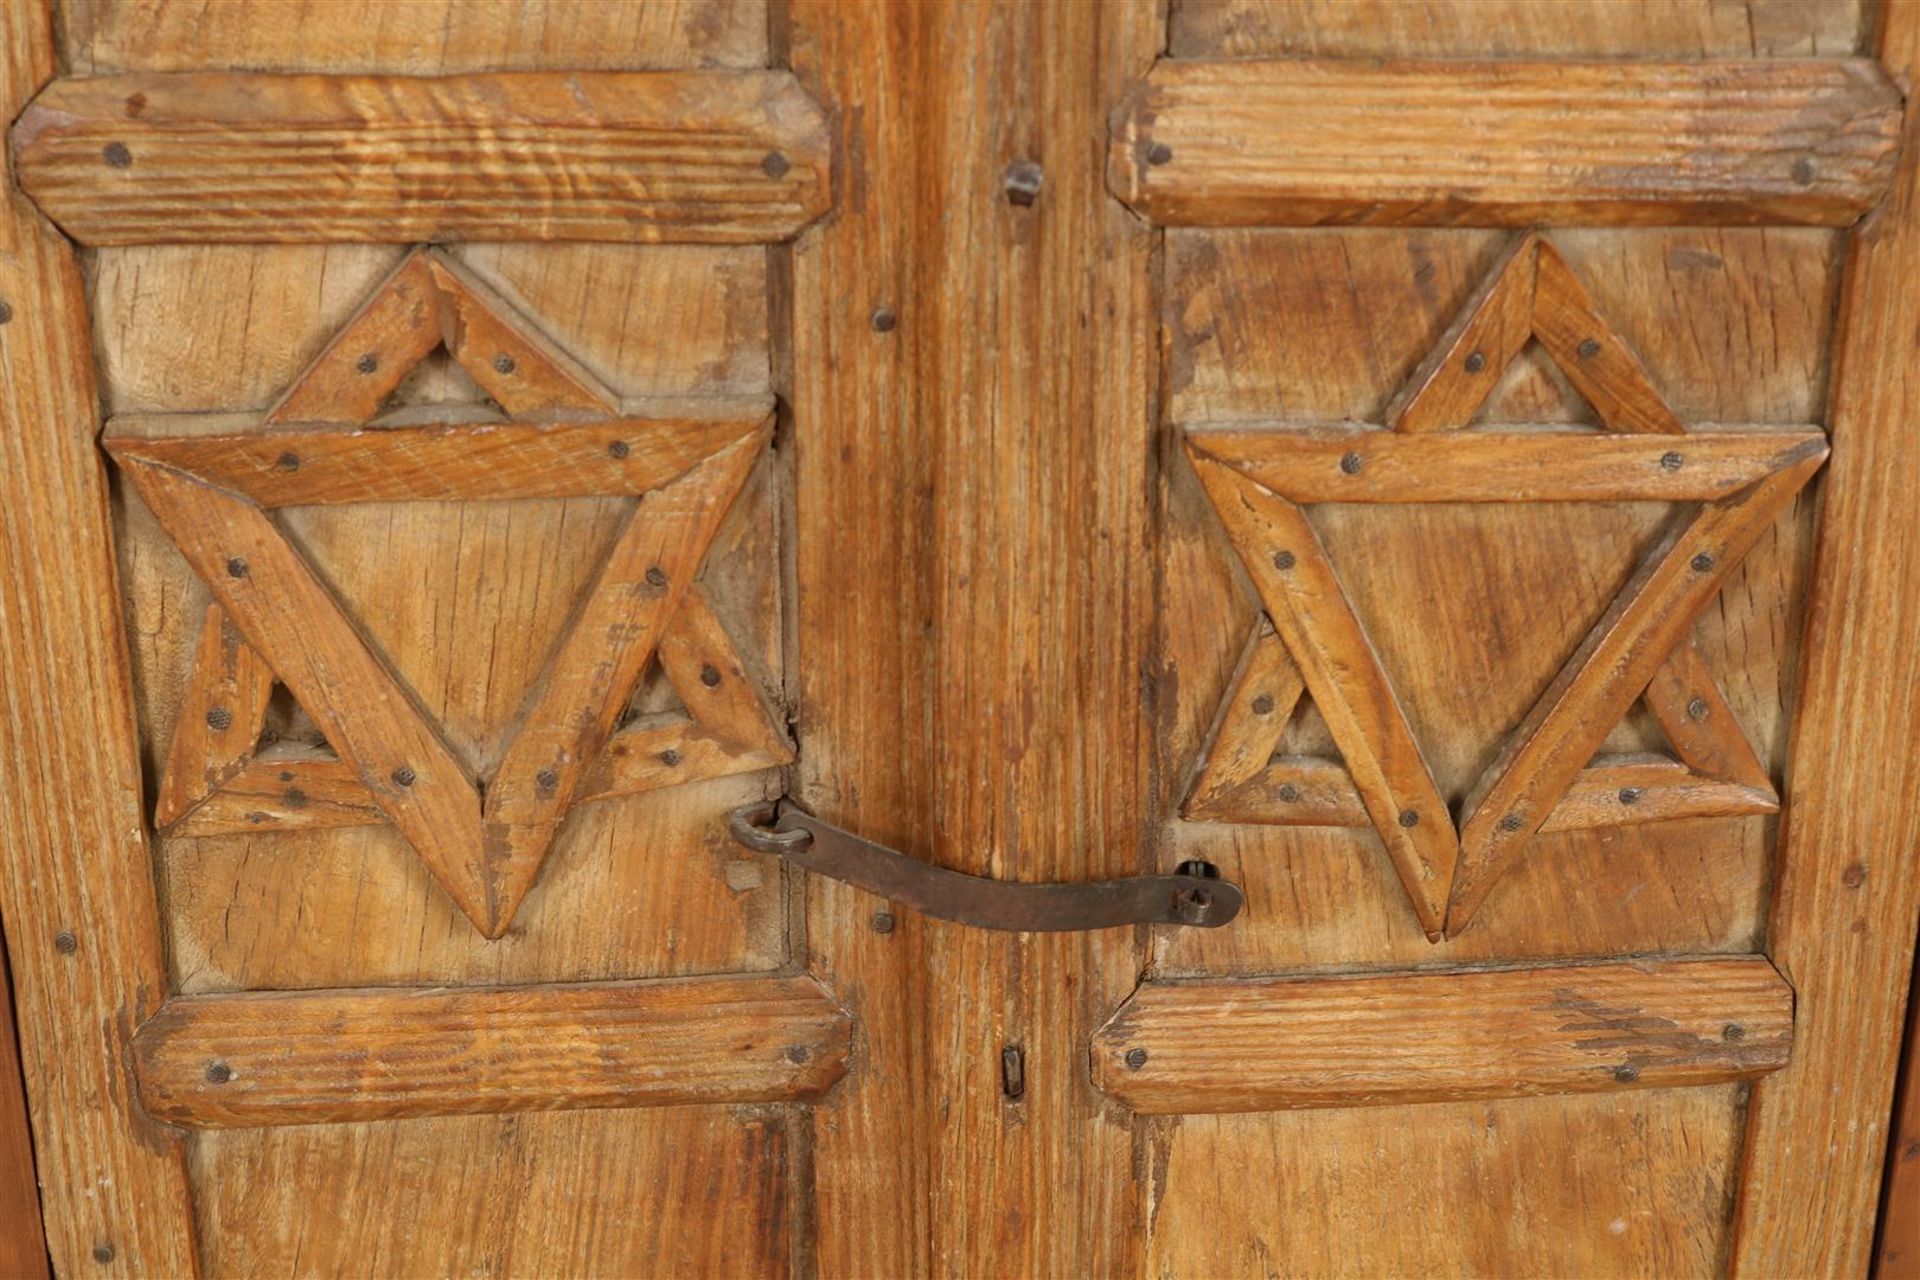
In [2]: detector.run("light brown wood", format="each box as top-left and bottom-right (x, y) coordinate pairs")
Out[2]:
(0, 926), (49, 1280)
(266, 252), (446, 424)
(169, 752), (385, 838)
(1191, 450), (1458, 937)
(1188, 426), (1825, 503)
(1537, 757), (1777, 834)
(0, 4), (198, 1272)
(1450, 445), (1825, 931)
(1732, 3), (1920, 1271)
(1387, 232), (1537, 432)
(1096, 957), (1791, 1114)
(1531, 238), (1685, 434)
(12, 70), (833, 245)
(134, 974), (850, 1127)
(1881, 945), (1920, 1278)
(153, 602), (276, 827)
(1112, 58), (1901, 228)
(1645, 638), (1774, 792)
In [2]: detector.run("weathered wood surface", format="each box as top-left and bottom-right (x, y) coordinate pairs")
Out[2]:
(0, 4), (198, 1273)
(1096, 957), (1792, 1114)
(1731, 3), (1920, 1272)
(134, 975), (850, 1127)
(0, 929), (48, 1280)
(1112, 58), (1901, 228)
(12, 70), (832, 245)
(1881, 946), (1920, 1278)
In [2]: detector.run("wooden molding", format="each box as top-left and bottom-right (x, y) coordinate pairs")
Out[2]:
(133, 975), (852, 1129)
(10, 70), (832, 245)
(1111, 58), (1901, 227)
(1093, 957), (1793, 1114)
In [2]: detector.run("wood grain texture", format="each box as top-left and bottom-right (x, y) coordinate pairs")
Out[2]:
(152, 602), (275, 827)
(13, 69), (832, 245)
(1096, 957), (1791, 1114)
(134, 974), (849, 1128)
(1111, 58), (1901, 228)
(786, 1), (1159, 1273)
(1732, 2), (1920, 1271)
(1882, 942), (1920, 1278)
(0, 927), (48, 1280)
(0, 4), (197, 1272)
(1531, 238), (1685, 434)
(1188, 426), (1824, 503)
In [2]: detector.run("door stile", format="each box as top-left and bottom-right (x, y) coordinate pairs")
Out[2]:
(1730, 1), (1920, 1271)
(0, 2), (197, 1273)
(786, 0), (1163, 1272)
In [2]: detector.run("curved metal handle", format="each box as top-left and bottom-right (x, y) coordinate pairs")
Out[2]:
(729, 800), (1243, 932)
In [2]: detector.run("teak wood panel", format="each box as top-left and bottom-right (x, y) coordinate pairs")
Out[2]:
(1111, 58), (1902, 228)
(12, 71), (833, 245)
(1094, 957), (1792, 1114)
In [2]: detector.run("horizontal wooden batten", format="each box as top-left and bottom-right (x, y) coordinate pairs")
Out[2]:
(1094, 957), (1792, 1114)
(105, 403), (771, 504)
(1113, 59), (1901, 227)
(12, 71), (831, 245)
(1185, 426), (1827, 503)
(134, 975), (851, 1128)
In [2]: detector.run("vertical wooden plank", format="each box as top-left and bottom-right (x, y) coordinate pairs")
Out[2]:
(0, 2), (198, 1273)
(1731, 2), (1920, 1272)
(786, 0), (1159, 1271)
(1881, 941), (1920, 1277)
(0, 925), (50, 1280)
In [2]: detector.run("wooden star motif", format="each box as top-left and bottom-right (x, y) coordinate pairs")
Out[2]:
(1183, 233), (1826, 939)
(110, 248), (790, 938)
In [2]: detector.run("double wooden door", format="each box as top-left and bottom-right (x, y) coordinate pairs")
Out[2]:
(2, 0), (1918, 1274)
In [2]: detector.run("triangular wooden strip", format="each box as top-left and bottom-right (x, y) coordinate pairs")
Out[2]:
(154, 603), (276, 828)
(1642, 637), (1774, 791)
(424, 252), (618, 417)
(1530, 241), (1685, 435)
(1192, 756), (1372, 828)
(114, 455), (491, 931)
(169, 754), (385, 838)
(1449, 443), (1826, 931)
(1190, 448), (1457, 938)
(1538, 755), (1778, 834)
(483, 429), (766, 932)
(578, 715), (792, 804)
(1183, 622), (1307, 817)
(654, 583), (794, 762)
(267, 251), (444, 425)
(1389, 233), (1540, 434)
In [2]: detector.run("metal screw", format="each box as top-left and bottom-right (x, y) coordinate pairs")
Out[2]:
(1499, 813), (1525, 833)
(1003, 160), (1044, 206)
(276, 452), (300, 471)
(54, 931), (77, 955)
(1277, 783), (1301, 804)
(1251, 694), (1275, 715)
(871, 307), (897, 333)
(870, 911), (896, 935)
(1613, 1065), (1639, 1083)
(645, 565), (669, 589)
(1145, 142), (1173, 166)
(1792, 157), (1817, 186)
(1398, 809), (1419, 828)
(390, 766), (415, 788)
(1125, 1046), (1149, 1070)
(1618, 787), (1642, 806)
(205, 1061), (232, 1084)
(785, 1044), (809, 1064)
(0, 300), (12, 326)
(1691, 552), (1717, 573)
(763, 151), (791, 179)
(660, 749), (682, 767)
(1339, 451), (1364, 475)
(92, 1244), (115, 1265)
(1463, 350), (1486, 374)
(1687, 697), (1710, 721)
(205, 706), (233, 731)
(102, 142), (132, 168)
(1000, 1045), (1026, 1099)
(493, 353), (517, 375)
(1723, 1023), (1746, 1042)
(1272, 550), (1295, 570)
(1577, 338), (1602, 359)
(700, 664), (723, 688)
(1843, 863), (1867, 888)
(356, 353), (378, 375)
(608, 440), (631, 460)
(226, 557), (248, 579)
(535, 768), (558, 791)
(283, 787), (308, 809)
(1175, 885), (1215, 925)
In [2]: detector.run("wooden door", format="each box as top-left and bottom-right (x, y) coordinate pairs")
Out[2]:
(2, 0), (1919, 1275)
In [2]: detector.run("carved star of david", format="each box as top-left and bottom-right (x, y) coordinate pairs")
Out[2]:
(109, 248), (791, 938)
(1183, 233), (1827, 939)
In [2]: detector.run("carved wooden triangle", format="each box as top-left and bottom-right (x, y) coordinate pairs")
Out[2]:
(1182, 231), (1829, 941)
(111, 246), (787, 938)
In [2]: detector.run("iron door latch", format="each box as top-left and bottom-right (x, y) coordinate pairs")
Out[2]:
(728, 800), (1243, 932)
